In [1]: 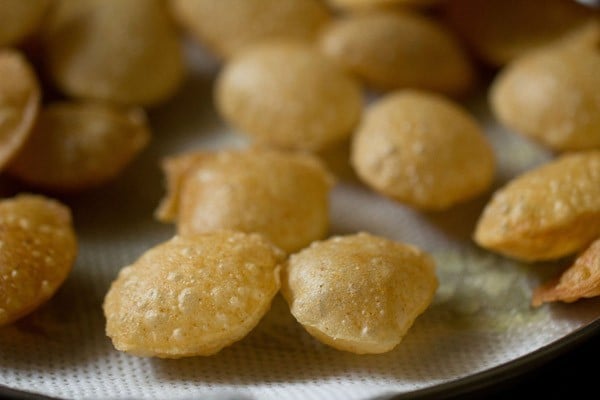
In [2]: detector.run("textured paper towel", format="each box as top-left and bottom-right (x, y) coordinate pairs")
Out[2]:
(1, 43), (600, 400)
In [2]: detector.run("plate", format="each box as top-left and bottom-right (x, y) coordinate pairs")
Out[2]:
(1, 42), (600, 400)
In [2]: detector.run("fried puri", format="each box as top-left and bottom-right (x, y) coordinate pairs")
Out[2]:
(156, 148), (333, 253)
(103, 231), (283, 358)
(282, 232), (437, 354)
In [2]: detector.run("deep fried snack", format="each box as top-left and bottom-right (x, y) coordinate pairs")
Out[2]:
(169, 0), (330, 59)
(490, 24), (600, 152)
(43, 0), (184, 106)
(532, 239), (600, 307)
(444, 0), (597, 66)
(156, 148), (333, 253)
(319, 10), (473, 95)
(103, 231), (283, 358)
(8, 102), (150, 192)
(0, 50), (40, 171)
(282, 232), (438, 354)
(474, 151), (600, 262)
(0, 0), (49, 47)
(0, 195), (77, 326)
(351, 90), (495, 211)
(215, 40), (362, 151)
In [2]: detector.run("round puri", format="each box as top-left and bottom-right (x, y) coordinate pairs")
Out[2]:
(169, 0), (330, 59)
(103, 231), (283, 358)
(0, 50), (40, 171)
(8, 102), (150, 192)
(216, 40), (362, 151)
(326, 0), (441, 9)
(0, 0), (49, 47)
(444, 0), (597, 66)
(156, 148), (333, 253)
(43, 0), (184, 106)
(351, 90), (495, 210)
(474, 151), (600, 262)
(490, 24), (600, 152)
(282, 232), (437, 354)
(319, 10), (473, 95)
(0, 195), (77, 326)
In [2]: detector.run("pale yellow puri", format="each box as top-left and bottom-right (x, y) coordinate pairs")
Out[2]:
(532, 238), (600, 307)
(0, 0), (49, 47)
(0, 194), (77, 326)
(282, 232), (438, 354)
(319, 10), (473, 95)
(0, 50), (40, 171)
(43, 0), (184, 106)
(215, 40), (363, 152)
(169, 0), (330, 60)
(474, 151), (600, 262)
(490, 23), (600, 152)
(8, 102), (150, 192)
(444, 0), (597, 66)
(351, 90), (495, 211)
(103, 231), (284, 358)
(156, 147), (333, 253)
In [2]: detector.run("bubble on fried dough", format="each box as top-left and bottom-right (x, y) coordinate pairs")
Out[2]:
(474, 151), (600, 262)
(8, 101), (150, 192)
(0, 194), (77, 326)
(281, 232), (437, 354)
(103, 231), (283, 358)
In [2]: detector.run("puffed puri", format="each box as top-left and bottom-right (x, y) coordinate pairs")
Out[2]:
(282, 232), (438, 354)
(103, 231), (284, 358)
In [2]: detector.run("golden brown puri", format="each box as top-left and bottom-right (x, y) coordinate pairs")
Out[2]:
(8, 102), (150, 192)
(474, 151), (600, 262)
(282, 232), (437, 354)
(351, 90), (495, 211)
(42, 0), (184, 106)
(444, 0), (597, 66)
(0, 195), (77, 326)
(0, 0), (49, 47)
(103, 231), (284, 358)
(532, 239), (600, 307)
(156, 147), (333, 254)
(169, 0), (330, 60)
(319, 10), (474, 95)
(215, 40), (363, 152)
(0, 50), (40, 171)
(490, 24), (600, 152)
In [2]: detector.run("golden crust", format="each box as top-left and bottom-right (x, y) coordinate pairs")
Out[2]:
(8, 102), (150, 192)
(319, 10), (473, 95)
(169, 0), (330, 60)
(156, 147), (334, 253)
(215, 40), (363, 151)
(0, 50), (40, 171)
(532, 239), (600, 307)
(0, 195), (77, 326)
(326, 0), (441, 10)
(103, 231), (284, 358)
(490, 23), (600, 152)
(281, 232), (438, 354)
(43, 0), (184, 106)
(474, 151), (600, 261)
(351, 90), (495, 211)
